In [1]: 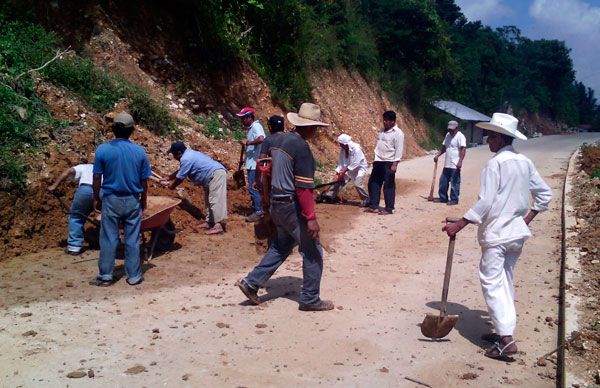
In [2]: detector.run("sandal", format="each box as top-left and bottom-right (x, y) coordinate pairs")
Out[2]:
(481, 333), (502, 343)
(484, 340), (518, 359)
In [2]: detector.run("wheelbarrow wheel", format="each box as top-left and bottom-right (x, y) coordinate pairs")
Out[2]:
(151, 218), (176, 251)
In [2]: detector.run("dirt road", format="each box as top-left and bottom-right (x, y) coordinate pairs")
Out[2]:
(2, 133), (599, 387)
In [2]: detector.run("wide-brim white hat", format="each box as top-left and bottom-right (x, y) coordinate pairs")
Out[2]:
(476, 113), (527, 140)
(287, 103), (329, 127)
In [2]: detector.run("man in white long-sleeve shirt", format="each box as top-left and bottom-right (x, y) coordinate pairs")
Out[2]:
(322, 134), (369, 206)
(366, 110), (404, 215)
(443, 113), (552, 360)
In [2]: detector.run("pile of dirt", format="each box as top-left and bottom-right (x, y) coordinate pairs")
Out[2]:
(566, 143), (600, 384)
(520, 112), (564, 136)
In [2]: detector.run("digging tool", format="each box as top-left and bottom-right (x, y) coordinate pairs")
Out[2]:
(233, 145), (246, 188)
(421, 217), (461, 339)
(50, 192), (100, 227)
(314, 179), (343, 189)
(427, 160), (438, 201)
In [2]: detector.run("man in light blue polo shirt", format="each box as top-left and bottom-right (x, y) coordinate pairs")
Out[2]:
(162, 141), (228, 235)
(92, 112), (151, 287)
(236, 107), (265, 223)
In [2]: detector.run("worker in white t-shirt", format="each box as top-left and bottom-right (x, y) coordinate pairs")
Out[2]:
(48, 160), (97, 255)
(434, 120), (466, 205)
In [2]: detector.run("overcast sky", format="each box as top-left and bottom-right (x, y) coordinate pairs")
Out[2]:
(455, 0), (600, 96)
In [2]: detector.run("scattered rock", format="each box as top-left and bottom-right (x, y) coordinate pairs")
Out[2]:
(87, 369), (95, 378)
(537, 358), (547, 367)
(66, 371), (86, 378)
(379, 367), (389, 373)
(216, 322), (229, 329)
(545, 316), (553, 323)
(255, 323), (267, 329)
(19, 312), (32, 317)
(152, 328), (160, 333)
(460, 372), (478, 380)
(125, 365), (146, 375)
(182, 373), (191, 381)
(22, 330), (37, 337)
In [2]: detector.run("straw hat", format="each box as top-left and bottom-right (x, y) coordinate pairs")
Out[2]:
(337, 134), (352, 145)
(476, 113), (527, 140)
(287, 103), (329, 127)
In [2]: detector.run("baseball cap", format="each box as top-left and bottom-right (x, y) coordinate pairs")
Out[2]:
(167, 141), (187, 154)
(236, 107), (255, 117)
(113, 112), (135, 128)
(268, 115), (284, 131)
(447, 120), (459, 129)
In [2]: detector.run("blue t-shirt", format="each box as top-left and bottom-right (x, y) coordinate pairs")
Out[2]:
(176, 149), (226, 188)
(244, 120), (265, 170)
(93, 138), (151, 196)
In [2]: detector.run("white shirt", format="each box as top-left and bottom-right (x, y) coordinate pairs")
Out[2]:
(73, 164), (94, 186)
(245, 120), (266, 170)
(463, 145), (552, 248)
(336, 141), (368, 175)
(442, 131), (466, 169)
(374, 125), (404, 162)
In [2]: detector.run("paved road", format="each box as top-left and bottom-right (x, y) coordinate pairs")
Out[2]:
(1, 133), (599, 387)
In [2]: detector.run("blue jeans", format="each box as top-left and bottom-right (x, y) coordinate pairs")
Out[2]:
(247, 169), (263, 214)
(244, 199), (324, 305)
(67, 184), (94, 252)
(98, 194), (142, 283)
(367, 161), (396, 211)
(438, 167), (461, 203)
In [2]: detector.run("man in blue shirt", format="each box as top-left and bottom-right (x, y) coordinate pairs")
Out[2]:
(162, 141), (228, 235)
(92, 112), (151, 286)
(236, 107), (265, 223)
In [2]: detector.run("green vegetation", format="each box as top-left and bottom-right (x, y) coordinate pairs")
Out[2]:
(194, 113), (245, 141)
(0, 5), (175, 190)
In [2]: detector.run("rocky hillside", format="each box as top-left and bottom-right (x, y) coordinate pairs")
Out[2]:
(0, 3), (428, 257)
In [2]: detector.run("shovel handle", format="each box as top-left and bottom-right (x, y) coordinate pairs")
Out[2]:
(439, 234), (456, 316)
(428, 161), (437, 200)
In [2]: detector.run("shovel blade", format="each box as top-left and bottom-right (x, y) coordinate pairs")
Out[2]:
(233, 170), (246, 188)
(420, 313), (459, 339)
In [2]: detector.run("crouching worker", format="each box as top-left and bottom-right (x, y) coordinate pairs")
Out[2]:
(92, 112), (151, 286)
(322, 134), (369, 206)
(48, 158), (97, 255)
(162, 141), (228, 235)
(237, 103), (334, 311)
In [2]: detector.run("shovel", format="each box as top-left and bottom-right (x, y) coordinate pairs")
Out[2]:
(420, 217), (460, 339)
(427, 160), (438, 201)
(233, 145), (246, 188)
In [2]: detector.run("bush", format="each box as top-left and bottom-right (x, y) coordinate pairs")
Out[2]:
(194, 112), (244, 140)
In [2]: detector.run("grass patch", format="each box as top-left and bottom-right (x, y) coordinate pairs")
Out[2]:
(194, 112), (244, 140)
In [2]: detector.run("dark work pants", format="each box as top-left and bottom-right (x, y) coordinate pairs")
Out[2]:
(438, 167), (461, 203)
(367, 161), (396, 211)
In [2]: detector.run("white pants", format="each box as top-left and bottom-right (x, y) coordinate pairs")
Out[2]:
(324, 168), (369, 200)
(479, 239), (525, 336)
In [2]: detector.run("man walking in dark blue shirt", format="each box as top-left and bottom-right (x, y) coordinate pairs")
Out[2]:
(92, 112), (151, 286)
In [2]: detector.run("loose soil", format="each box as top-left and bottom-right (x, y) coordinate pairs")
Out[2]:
(565, 142), (600, 385)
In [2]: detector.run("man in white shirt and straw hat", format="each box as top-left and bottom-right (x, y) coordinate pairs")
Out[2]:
(443, 113), (552, 359)
(237, 103), (334, 312)
(322, 133), (369, 206)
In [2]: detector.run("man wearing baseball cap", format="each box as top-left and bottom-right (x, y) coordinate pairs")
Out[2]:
(92, 112), (152, 286)
(236, 107), (266, 223)
(162, 141), (228, 235)
(434, 120), (467, 205)
(237, 103), (334, 311)
(443, 113), (552, 359)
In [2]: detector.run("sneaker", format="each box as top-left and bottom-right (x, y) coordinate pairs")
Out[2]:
(245, 212), (264, 223)
(446, 201), (458, 206)
(90, 277), (113, 287)
(299, 299), (335, 311)
(378, 209), (393, 215)
(237, 279), (261, 305)
(67, 250), (82, 256)
(126, 277), (143, 286)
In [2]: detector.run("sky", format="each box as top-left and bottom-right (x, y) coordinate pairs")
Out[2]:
(454, 0), (600, 96)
